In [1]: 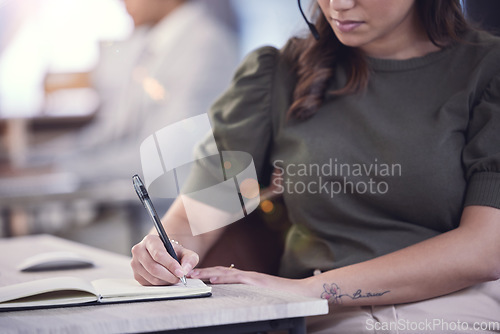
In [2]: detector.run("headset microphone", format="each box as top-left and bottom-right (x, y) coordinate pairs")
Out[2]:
(298, 0), (320, 40)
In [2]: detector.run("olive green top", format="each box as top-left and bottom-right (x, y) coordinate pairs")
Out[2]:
(199, 29), (500, 278)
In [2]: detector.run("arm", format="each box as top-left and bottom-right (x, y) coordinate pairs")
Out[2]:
(159, 198), (226, 259)
(307, 205), (500, 306)
(130, 47), (279, 286)
(191, 205), (500, 306)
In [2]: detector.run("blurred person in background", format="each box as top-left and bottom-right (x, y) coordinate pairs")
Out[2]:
(0, 0), (238, 248)
(29, 0), (238, 184)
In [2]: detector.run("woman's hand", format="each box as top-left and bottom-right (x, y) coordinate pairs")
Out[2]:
(189, 266), (310, 297)
(131, 234), (200, 286)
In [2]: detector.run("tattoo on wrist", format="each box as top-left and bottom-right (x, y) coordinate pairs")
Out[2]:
(320, 283), (390, 305)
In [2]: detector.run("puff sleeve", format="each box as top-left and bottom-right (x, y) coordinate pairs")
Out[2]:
(192, 46), (280, 181)
(463, 72), (500, 209)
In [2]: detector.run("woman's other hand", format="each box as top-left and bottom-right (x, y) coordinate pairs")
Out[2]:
(189, 266), (310, 297)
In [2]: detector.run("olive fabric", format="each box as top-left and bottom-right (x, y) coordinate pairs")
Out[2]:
(198, 29), (500, 279)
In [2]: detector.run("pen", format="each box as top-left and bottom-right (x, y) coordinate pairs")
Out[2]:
(132, 174), (187, 286)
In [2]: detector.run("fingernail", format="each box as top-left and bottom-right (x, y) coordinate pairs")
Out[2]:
(210, 277), (217, 283)
(182, 263), (193, 274)
(174, 269), (185, 278)
(190, 270), (199, 277)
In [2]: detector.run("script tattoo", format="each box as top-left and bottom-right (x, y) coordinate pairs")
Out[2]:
(320, 283), (390, 305)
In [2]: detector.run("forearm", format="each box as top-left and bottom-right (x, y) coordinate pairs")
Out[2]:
(154, 197), (224, 262)
(304, 206), (500, 306)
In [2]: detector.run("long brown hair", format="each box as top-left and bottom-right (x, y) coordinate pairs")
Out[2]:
(284, 0), (468, 120)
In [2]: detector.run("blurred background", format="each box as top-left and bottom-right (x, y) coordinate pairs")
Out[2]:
(0, 0), (311, 254)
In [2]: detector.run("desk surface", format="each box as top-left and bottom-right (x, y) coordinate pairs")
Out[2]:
(0, 235), (328, 333)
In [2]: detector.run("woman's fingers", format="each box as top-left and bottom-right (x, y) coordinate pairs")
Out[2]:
(190, 266), (256, 284)
(131, 234), (185, 285)
(144, 235), (187, 279)
(131, 238), (177, 285)
(174, 244), (199, 275)
(190, 266), (302, 297)
(131, 258), (171, 286)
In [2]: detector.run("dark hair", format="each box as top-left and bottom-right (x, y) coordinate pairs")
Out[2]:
(284, 0), (469, 120)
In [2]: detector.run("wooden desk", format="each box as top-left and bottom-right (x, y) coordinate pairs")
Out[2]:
(0, 235), (328, 333)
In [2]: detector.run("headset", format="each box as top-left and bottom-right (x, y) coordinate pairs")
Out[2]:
(298, 0), (320, 40)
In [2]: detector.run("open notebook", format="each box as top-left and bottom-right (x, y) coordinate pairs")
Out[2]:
(0, 277), (211, 311)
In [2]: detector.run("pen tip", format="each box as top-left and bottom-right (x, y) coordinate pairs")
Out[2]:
(181, 276), (187, 286)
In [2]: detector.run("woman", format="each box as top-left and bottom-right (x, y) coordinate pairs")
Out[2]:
(131, 0), (500, 332)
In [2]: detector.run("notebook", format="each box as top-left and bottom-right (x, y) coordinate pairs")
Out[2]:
(0, 276), (211, 311)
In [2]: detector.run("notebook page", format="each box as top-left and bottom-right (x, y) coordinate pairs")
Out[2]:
(92, 278), (211, 302)
(0, 277), (98, 308)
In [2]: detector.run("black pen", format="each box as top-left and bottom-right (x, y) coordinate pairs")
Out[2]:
(132, 174), (187, 286)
